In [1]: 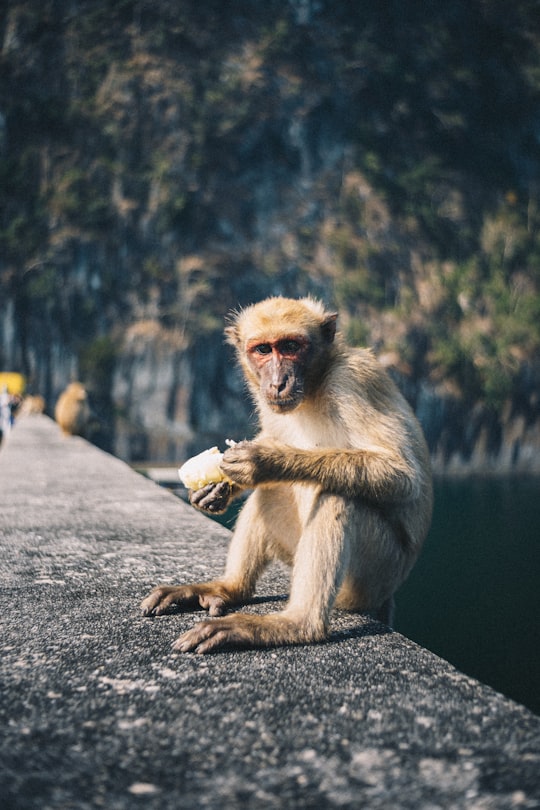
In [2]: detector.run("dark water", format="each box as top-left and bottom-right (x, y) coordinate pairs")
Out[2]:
(396, 477), (540, 715)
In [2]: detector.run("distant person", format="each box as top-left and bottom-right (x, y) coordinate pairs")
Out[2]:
(9, 393), (22, 420)
(0, 386), (14, 442)
(54, 382), (90, 437)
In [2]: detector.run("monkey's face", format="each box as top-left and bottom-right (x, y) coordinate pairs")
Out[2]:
(246, 337), (309, 413)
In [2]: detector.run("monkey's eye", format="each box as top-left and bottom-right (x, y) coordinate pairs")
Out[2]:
(278, 339), (302, 355)
(253, 343), (272, 355)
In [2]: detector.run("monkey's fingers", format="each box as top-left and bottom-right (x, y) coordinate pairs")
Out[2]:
(141, 582), (234, 618)
(189, 481), (232, 514)
(140, 585), (199, 616)
(221, 443), (261, 486)
(189, 482), (215, 503)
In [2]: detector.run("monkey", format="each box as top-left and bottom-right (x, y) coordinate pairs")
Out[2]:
(19, 394), (46, 416)
(141, 296), (433, 654)
(54, 382), (90, 437)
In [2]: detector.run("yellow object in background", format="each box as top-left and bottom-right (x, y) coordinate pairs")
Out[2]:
(0, 372), (26, 396)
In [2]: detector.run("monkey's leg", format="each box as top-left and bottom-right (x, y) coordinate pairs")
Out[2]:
(281, 491), (352, 637)
(140, 491), (272, 618)
(173, 492), (351, 653)
(374, 596), (395, 626)
(333, 503), (414, 625)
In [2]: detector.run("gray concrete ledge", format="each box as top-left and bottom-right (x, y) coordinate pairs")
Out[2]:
(1, 415), (539, 809)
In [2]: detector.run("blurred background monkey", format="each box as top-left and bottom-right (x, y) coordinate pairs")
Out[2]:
(142, 296), (433, 653)
(54, 382), (90, 437)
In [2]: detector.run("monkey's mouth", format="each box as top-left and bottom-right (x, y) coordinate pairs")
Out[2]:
(264, 375), (303, 412)
(267, 395), (301, 413)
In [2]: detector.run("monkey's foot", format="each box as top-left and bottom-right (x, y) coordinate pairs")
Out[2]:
(173, 614), (267, 654)
(172, 613), (323, 654)
(140, 583), (231, 618)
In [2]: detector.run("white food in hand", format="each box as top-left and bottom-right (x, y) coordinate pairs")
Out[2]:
(178, 444), (234, 490)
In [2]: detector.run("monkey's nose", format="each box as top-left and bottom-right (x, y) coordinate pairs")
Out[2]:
(270, 376), (289, 396)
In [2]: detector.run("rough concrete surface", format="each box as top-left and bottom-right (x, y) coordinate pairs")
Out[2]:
(0, 415), (539, 810)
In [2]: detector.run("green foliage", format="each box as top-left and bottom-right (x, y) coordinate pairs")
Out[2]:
(345, 318), (370, 348)
(1, 0), (540, 422)
(0, 149), (48, 261)
(24, 265), (62, 301)
(79, 335), (117, 393)
(48, 165), (111, 231)
(425, 195), (540, 406)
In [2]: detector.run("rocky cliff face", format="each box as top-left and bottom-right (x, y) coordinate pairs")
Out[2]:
(400, 370), (540, 475)
(1, 1), (539, 474)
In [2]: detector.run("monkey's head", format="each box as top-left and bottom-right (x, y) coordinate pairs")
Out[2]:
(65, 382), (88, 402)
(225, 297), (338, 413)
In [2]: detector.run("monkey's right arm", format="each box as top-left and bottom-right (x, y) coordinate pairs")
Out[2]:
(221, 440), (419, 505)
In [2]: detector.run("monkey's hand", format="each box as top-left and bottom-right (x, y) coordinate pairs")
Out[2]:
(221, 440), (281, 487)
(141, 582), (236, 618)
(189, 480), (233, 514)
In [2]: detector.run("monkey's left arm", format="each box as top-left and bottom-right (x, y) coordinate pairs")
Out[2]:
(221, 440), (417, 504)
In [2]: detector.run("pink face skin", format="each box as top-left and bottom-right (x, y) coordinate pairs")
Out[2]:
(246, 335), (310, 412)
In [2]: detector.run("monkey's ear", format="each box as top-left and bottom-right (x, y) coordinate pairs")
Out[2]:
(224, 324), (240, 347)
(321, 312), (338, 344)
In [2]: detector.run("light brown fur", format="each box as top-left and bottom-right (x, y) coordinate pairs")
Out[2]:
(19, 395), (46, 415)
(54, 382), (90, 437)
(141, 297), (433, 653)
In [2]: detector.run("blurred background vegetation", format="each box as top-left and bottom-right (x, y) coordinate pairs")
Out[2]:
(0, 0), (539, 468)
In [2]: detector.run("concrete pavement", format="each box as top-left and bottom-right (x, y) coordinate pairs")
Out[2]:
(0, 415), (539, 809)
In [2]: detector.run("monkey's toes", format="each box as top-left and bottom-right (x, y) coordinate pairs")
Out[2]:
(199, 594), (227, 616)
(172, 621), (225, 654)
(140, 592), (162, 616)
(140, 586), (179, 616)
